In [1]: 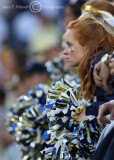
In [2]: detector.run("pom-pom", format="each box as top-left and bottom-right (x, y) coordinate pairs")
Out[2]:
(43, 79), (102, 160)
(7, 84), (49, 160)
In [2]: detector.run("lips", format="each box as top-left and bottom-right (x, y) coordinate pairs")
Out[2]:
(66, 58), (70, 62)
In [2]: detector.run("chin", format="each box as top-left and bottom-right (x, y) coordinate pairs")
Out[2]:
(71, 63), (78, 67)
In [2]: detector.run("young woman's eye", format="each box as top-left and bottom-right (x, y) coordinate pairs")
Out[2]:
(67, 42), (72, 47)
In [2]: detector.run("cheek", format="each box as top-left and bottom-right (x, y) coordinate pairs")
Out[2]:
(70, 48), (74, 53)
(68, 47), (74, 56)
(69, 52), (76, 63)
(70, 50), (83, 65)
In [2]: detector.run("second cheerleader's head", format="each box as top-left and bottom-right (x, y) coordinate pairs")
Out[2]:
(79, 2), (114, 34)
(63, 17), (114, 99)
(79, 5), (113, 28)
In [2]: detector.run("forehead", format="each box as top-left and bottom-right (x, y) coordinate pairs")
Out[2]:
(65, 29), (78, 42)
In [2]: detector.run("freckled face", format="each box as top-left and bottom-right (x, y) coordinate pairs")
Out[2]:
(63, 29), (85, 67)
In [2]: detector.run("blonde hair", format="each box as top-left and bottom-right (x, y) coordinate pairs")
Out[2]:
(82, 0), (114, 16)
(79, 5), (113, 26)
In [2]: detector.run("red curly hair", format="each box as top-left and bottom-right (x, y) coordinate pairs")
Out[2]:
(67, 17), (114, 99)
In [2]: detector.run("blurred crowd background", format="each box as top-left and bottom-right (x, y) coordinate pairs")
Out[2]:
(0, 0), (113, 159)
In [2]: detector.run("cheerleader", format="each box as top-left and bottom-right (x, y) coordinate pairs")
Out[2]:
(44, 17), (114, 159)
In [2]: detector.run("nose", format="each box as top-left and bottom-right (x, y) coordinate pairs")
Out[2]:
(60, 52), (66, 61)
(63, 46), (69, 55)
